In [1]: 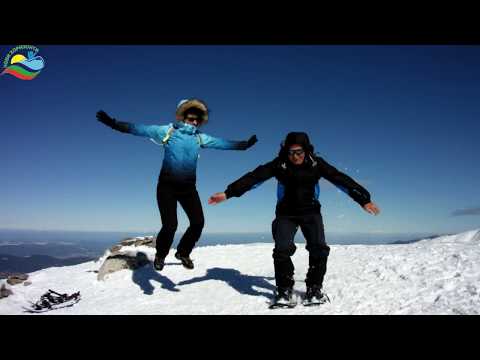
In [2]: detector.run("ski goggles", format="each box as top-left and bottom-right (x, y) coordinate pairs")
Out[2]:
(288, 149), (305, 156)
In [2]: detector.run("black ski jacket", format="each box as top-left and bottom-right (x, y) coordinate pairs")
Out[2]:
(224, 155), (371, 216)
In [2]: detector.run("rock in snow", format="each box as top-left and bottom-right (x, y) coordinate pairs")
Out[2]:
(0, 229), (479, 315)
(97, 252), (150, 281)
(0, 283), (13, 299)
(6, 273), (29, 286)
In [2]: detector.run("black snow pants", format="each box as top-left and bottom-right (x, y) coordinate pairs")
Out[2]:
(155, 180), (205, 258)
(271, 213), (330, 289)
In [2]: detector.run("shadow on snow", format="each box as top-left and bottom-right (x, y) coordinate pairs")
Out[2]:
(178, 267), (276, 299)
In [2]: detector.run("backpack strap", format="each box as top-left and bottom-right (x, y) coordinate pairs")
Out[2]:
(155, 126), (203, 146)
(162, 126), (175, 144)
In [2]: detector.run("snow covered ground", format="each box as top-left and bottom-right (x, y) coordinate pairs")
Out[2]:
(1, 229), (479, 315)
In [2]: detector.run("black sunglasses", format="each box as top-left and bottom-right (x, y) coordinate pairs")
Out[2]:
(185, 115), (201, 122)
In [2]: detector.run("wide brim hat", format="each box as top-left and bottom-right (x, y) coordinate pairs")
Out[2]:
(175, 99), (209, 124)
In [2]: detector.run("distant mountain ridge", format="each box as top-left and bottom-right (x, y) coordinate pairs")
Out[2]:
(0, 242), (106, 258)
(390, 233), (450, 244)
(0, 254), (94, 277)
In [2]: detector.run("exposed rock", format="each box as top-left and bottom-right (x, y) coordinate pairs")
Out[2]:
(0, 283), (13, 298)
(23, 281), (32, 286)
(120, 238), (136, 246)
(134, 237), (155, 247)
(120, 236), (155, 248)
(110, 245), (122, 253)
(7, 273), (29, 285)
(97, 252), (150, 281)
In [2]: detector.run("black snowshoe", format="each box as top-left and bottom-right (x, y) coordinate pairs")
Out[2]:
(23, 289), (81, 313)
(302, 285), (330, 306)
(269, 287), (297, 309)
(175, 252), (194, 269)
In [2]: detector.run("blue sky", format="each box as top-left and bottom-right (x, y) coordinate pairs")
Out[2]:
(1, 45), (479, 235)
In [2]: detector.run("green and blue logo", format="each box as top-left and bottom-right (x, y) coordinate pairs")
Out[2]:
(1, 45), (45, 80)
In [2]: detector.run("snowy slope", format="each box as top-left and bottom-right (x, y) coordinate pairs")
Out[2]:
(1, 229), (479, 315)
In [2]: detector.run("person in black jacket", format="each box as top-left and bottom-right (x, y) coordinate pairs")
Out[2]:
(208, 132), (380, 307)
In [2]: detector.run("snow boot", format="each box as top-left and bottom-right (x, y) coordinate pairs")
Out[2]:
(269, 287), (297, 309)
(302, 285), (330, 306)
(154, 254), (165, 271)
(175, 252), (194, 269)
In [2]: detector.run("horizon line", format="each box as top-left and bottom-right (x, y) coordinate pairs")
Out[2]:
(0, 227), (441, 236)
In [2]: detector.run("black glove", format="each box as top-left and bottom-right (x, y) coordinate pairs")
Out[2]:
(96, 110), (116, 127)
(247, 135), (258, 148)
(96, 110), (130, 133)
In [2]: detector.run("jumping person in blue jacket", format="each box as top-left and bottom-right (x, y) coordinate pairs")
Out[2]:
(97, 99), (257, 271)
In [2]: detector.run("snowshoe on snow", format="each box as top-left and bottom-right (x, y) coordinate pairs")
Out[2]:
(23, 289), (81, 313)
(154, 254), (165, 271)
(302, 285), (330, 306)
(175, 252), (194, 269)
(269, 287), (297, 309)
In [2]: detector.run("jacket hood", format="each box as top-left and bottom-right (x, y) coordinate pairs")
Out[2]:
(278, 132), (316, 162)
(175, 99), (209, 124)
(283, 132), (312, 149)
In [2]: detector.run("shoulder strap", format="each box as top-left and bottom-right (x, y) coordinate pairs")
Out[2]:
(158, 126), (203, 146)
(161, 126), (175, 144)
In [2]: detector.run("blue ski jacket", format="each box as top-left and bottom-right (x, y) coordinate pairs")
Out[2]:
(124, 120), (253, 184)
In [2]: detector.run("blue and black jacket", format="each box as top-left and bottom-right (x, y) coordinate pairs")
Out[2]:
(113, 120), (253, 184)
(224, 155), (371, 216)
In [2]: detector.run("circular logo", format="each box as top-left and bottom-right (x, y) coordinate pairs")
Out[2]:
(1, 45), (45, 80)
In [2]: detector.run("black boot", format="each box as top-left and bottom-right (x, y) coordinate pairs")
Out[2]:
(303, 285), (330, 306)
(269, 287), (296, 309)
(175, 252), (194, 269)
(153, 254), (165, 271)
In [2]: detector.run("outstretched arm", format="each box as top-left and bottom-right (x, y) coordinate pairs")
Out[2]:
(199, 133), (258, 150)
(209, 159), (276, 205)
(363, 202), (380, 215)
(96, 110), (168, 140)
(317, 156), (380, 215)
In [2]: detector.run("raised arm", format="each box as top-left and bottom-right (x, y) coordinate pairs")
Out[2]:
(198, 133), (257, 151)
(96, 110), (168, 140)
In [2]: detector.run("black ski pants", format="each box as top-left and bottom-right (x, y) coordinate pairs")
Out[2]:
(155, 181), (205, 258)
(272, 213), (330, 289)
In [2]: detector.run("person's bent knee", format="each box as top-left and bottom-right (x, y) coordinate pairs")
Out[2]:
(308, 246), (330, 268)
(273, 244), (297, 260)
(307, 244), (330, 258)
(189, 218), (205, 231)
(161, 222), (178, 234)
